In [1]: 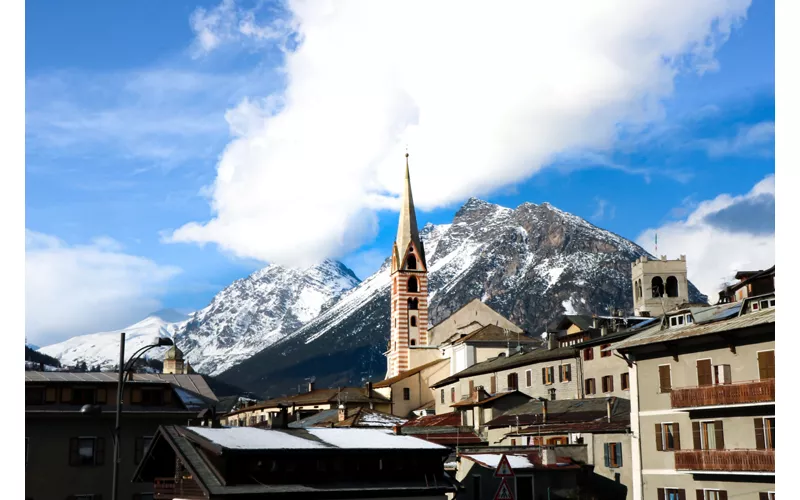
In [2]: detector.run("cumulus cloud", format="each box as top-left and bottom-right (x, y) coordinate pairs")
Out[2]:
(26, 230), (181, 346)
(636, 175), (774, 300)
(171, 0), (751, 266)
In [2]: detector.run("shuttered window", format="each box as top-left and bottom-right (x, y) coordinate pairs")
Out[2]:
(602, 375), (614, 393)
(490, 376), (496, 394)
(656, 423), (680, 451)
(600, 344), (612, 358)
(559, 364), (571, 382)
(403, 388), (410, 400)
(658, 488), (686, 500)
(507, 373), (519, 390)
(621, 372), (630, 391)
(697, 490), (728, 500)
(69, 437), (104, 466)
(583, 347), (594, 361)
(440, 389), (445, 404)
(450, 388), (455, 403)
(584, 378), (596, 395)
(758, 350), (775, 379)
(526, 370), (532, 387)
(755, 418), (775, 449)
(697, 359), (713, 386)
(658, 365), (672, 393)
(604, 442), (622, 468)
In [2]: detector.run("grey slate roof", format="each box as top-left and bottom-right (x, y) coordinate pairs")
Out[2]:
(24, 371), (219, 401)
(431, 346), (577, 389)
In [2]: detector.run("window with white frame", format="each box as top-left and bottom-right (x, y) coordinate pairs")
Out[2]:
(701, 490), (727, 500)
(657, 487), (685, 500)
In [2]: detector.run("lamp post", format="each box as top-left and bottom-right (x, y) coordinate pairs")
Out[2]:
(84, 332), (173, 500)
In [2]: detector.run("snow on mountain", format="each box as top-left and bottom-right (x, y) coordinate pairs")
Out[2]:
(38, 309), (191, 369)
(174, 259), (360, 375)
(219, 197), (706, 397)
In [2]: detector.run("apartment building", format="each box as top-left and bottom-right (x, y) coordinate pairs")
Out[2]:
(609, 293), (775, 500)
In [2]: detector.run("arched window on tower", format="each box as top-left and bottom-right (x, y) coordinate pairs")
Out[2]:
(406, 253), (417, 270)
(408, 298), (419, 310)
(410, 316), (417, 327)
(407, 276), (418, 293)
(651, 277), (664, 298)
(634, 281), (639, 300)
(665, 276), (679, 297)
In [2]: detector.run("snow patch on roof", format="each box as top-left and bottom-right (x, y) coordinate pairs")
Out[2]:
(464, 453), (535, 470)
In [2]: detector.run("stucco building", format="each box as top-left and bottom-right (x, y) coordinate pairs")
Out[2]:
(631, 255), (690, 317)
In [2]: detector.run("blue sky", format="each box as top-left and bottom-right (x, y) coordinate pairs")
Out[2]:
(25, 0), (775, 345)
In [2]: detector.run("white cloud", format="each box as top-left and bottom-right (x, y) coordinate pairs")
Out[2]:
(171, 0), (752, 266)
(636, 175), (774, 300)
(702, 120), (775, 158)
(26, 230), (181, 345)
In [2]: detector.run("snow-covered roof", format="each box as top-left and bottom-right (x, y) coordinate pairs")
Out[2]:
(463, 453), (535, 470)
(186, 426), (446, 451)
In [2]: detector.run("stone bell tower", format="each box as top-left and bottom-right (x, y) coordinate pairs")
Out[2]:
(386, 154), (429, 378)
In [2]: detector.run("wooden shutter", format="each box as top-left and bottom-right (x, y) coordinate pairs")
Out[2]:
(69, 437), (79, 466)
(542, 367), (546, 384)
(490, 376), (496, 394)
(759, 493), (770, 500)
(692, 422), (702, 449)
(697, 359), (713, 386)
(96, 388), (107, 404)
(673, 423), (681, 450)
(559, 366), (563, 382)
(61, 387), (72, 403)
(758, 351), (775, 379)
(526, 370), (532, 387)
(45, 387), (56, 403)
(718, 491), (728, 500)
(132, 388), (142, 404)
(655, 424), (663, 451)
(678, 489), (686, 500)
(695, 491), (704, 500)
(95, 437), (105, 465)
(657, 488), (665, 500)
(604, 443), (610, 467)
(565, 364), (571, 381)
(714, 420), (725, 450)
(615, 442), (622, 466)
(754, 418), (765, 449)
(608, 376), (614, 393)
(659, 365), (671, 392)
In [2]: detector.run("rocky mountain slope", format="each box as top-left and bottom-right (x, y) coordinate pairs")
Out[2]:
(218, 198), (707, 397)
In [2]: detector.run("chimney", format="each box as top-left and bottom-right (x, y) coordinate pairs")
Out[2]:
(475, 386), (486, 402)
(606, 397), (613, 423)
(541, 447), (557, 466)
(338, 404), (346, 422)
(547, 333), (558, 350)
(600, 325), (608, 337)
(307, 381), (315, 393)
(365, 381), (373, 398)
(272, 405), (289, 429)
(592, 314), (599, 329)
(540, 398), (548, 423)
(393, 424), (402, 435)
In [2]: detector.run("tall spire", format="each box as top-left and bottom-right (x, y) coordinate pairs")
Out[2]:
(395, 153), (425, 268)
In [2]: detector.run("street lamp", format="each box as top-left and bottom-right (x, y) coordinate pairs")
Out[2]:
(84, 332), (173, 500)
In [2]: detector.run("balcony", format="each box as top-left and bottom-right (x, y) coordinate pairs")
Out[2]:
(674, 449), (774, 473)
(154, 477), (206, 499)
(670, 379), (774, 409)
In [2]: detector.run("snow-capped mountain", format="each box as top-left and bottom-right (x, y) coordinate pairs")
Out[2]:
(218, 198), (706, 397)
(173, 259), (360, 375)
(38, 309), (191, 369)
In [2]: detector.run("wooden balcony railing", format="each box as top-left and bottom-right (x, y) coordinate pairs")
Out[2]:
(154, 477), (206, 499)
(674, 449), (774, 472)
(670, 379), (774, 408)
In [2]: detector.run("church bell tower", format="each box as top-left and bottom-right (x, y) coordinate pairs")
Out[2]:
(386, 153), (429, 378)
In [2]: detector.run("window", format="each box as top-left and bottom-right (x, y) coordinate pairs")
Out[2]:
(559, 364), (571, 382)
(758, 350), (775, 379)
(620, 372), (630, 391)
(408, 298), (419, 310)
(755, 417), (775, 449)
(713, 364), (731, 385)
(525, 370), (532, 387)
(655, 423), (680, 451)
(403, 388), (410, 400)
(692, 421), (724, 450)
(450, 388), (455, 403)
(260, 414), (266, 422)
(407, 276), (418, 293)
(651, 276), (664, 297)
(542, 366), (554, 385)
(440, 389), (445, 404)
(549, 388), (556, 400)
(25, 387), (45, 405)
(410, 339), (416, 346)
(249, 416), (257, 425)
(600, 344), (611, 357)
(69, 437), (104, 466)
(583, 347), (594, 361)
(602, 375), (614, 393)
(670, 316), (678, 327)
(657, 489), (686, 500)
(406, 254), (417, 269)
(71, 388), (97, 405)
(696, 359), (713, 386)
(604, 442), (622, 468)
(759, 492), (776, 500)
(686, 314), (693, 324)
(584, 378), (596, 395)
(666, 276), (679, 297)
(547, 436), (567, 445)
(658, 365), (672, 392)
(134, 436), (153, 464)
(507, 373), (519, 390)
(698, 490), (727, 500)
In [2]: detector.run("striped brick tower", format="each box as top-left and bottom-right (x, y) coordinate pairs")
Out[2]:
(386, 153), (429, 379)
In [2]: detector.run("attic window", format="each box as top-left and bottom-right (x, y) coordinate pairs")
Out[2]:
(406, 254), (417, 270)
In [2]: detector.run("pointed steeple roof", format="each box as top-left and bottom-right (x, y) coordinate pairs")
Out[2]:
(394, 153), (426, 269)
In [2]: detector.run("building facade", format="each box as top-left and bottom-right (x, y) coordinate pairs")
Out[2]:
(611, 294), (775, 500)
